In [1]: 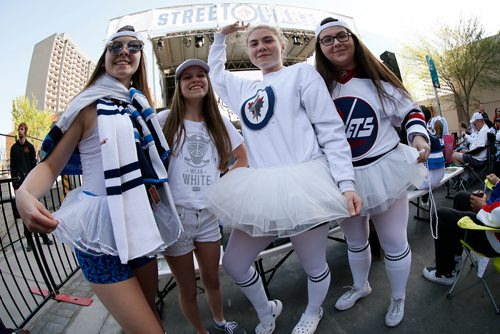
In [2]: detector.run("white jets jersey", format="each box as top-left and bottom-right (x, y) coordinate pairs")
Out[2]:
(331, 71), (428, 165)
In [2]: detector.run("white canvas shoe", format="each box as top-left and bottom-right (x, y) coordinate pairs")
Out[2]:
(385, 298), (405, 327)
(335, 283), (372, 310)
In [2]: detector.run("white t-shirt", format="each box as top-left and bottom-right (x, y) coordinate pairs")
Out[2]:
(469, 123), (489, 161)
(157, 110), (244, 209)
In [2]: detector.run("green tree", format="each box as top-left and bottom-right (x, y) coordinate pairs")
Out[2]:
(403, 17), (500, 121)
(11, 95), (54, 144)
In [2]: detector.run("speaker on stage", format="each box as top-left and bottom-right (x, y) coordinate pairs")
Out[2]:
(380, 51), (402, 82)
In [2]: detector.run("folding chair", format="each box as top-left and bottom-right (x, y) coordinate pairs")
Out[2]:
(447, 216), (500, 314)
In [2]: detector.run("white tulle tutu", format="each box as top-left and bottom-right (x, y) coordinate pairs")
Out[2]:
(207, 157), (350, 237)
(354, 144), (427, 215)
(53, 187), (181, 257)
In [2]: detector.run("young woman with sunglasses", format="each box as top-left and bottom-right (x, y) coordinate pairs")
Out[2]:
(206, 21), (362, 334)
(315, 17), (430, 327)
(15, 26), (181, 333)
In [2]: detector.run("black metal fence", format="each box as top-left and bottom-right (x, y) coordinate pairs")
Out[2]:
(0, 175), (81, 329)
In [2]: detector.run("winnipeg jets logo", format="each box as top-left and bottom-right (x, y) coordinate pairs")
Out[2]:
(334, 97), (378, 158)
(241, 86), (275, 130)
(248, 95), (265, 121)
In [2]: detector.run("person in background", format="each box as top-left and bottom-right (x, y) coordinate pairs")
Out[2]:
(315, 17), (430, 327)
(479, 102), (493, 128)
(15, 25), (182, 333)
(10, 122), (53, 252)
(207, 21), (362, 334)
(157, 59), (248, 334)
(418, 106), (445, 191)
(452, 112), (489, 169)
(423, 173), (500, 284)
(428, 109), (449, 142)
(455, 121), (472, 151)
(494, 112), (500, 176)
(432, 117), (444, 140)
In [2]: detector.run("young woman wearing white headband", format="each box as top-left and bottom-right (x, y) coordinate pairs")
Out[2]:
(315, 17), (430, 327)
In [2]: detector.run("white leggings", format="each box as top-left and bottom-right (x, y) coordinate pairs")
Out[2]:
(339, 195), (411, 299)
(223, 223), (330, 316)
(340, 195), (409, 253)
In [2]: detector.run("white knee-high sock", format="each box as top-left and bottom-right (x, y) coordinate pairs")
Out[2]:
(234, 267), (272, 321)
(384, 244), (411, 300)
(305, 265), (330, 315)
(347, 242), (371, 288)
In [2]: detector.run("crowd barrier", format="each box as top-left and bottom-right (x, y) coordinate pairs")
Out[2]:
(0, 175), (81, 329)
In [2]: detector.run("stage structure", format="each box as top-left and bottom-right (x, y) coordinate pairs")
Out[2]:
(106, 2), (355, 107)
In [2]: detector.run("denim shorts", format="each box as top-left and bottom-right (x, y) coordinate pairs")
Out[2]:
(75, 248), (155, 284)
(162, 206), (221, 257)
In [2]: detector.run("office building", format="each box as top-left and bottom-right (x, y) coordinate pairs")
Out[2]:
(25, 33), (95, 116)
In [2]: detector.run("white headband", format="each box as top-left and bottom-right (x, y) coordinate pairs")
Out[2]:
(106, 30), (143, 45)
(315, 19), (350, 38)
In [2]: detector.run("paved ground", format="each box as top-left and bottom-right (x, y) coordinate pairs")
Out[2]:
(22, 185), (500, 333)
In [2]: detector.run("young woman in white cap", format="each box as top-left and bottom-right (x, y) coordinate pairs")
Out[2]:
(315, 17), (430, 327)
(15, 25), (181, 333)
(206, 21), (362, 334)
(451, 112), (489, 168)
(157, 59), (248, 334)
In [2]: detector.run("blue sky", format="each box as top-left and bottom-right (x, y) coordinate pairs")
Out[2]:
(1, 0), (498, 135)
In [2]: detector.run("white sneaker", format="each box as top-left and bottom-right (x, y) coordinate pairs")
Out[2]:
(334, 283), (372, 310)
(422, 266), (456, 286)
(255, 300), (282, 334)
(385, 298), (405, 327)
(291, 307), (323, 334)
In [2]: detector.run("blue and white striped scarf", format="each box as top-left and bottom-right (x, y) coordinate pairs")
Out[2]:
(42, 74), (182, 263)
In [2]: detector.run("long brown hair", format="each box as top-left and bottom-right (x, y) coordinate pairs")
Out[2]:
(84, 26), (153, 105)
(162, 75), (232, 171)
(314, 17), (409, 106)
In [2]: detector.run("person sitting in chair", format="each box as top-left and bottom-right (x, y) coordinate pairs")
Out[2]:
(423, 173), (500, 285)
(452, 112), (489, 173)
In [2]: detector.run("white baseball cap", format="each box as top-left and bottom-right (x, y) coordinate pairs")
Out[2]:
(315, 18), (350, 38)
(106, 25), (143, 45)
(175, 59), (210, 81)
(470, 112), (484, 124)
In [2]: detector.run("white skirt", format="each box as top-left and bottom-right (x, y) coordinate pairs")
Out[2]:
(355, 144), (427, 216)
(53, 187), (181, 258)
(207, 157), (350, 237)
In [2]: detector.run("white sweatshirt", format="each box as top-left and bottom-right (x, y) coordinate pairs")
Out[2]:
(208, 32), (355, 192)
